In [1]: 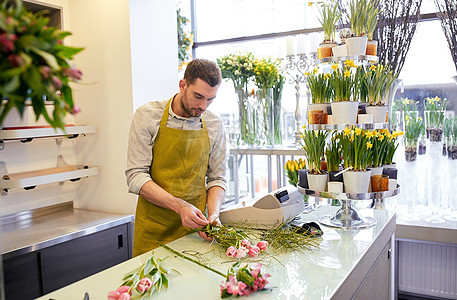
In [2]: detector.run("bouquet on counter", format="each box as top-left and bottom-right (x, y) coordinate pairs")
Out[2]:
(285, 158), (306, 187)
(0, 0), (84, 129)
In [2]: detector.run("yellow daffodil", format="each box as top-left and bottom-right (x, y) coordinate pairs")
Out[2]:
(346, 60), (356, 68)
(331, 63), (339, 71)
(308, 1), (313, 6)
(365, 131), (374, 138)
(405, 115), (410, 123)
(418, 117), (422, 121)
(378, 134), (385, 141)
(344, 126), (352, 136)
(349, 136), (354, 142)
(313, 67), (319, 74)
(344, 70), (351, 77)
(304, 72), (310, 76)
(401, 98), (411, 105)
(367, 141), (373, 149)
(355, 127), (362, 135)
(369, 65), (376, 71)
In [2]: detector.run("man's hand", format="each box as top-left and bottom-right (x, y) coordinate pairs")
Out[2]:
(198, 216), (221, 241)
(178, 201), (209, 229)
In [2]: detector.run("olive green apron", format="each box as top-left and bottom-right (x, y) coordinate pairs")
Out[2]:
(132, 98), (210, 257)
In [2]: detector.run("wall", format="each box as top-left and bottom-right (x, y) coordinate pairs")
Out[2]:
(0, 0), (179, 216)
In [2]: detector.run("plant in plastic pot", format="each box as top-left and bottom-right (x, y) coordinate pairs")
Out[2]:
(404, 115), (425, 162)
(300, 129), (328, 192)
(309, 1), (340, 58)
(423, 96), (447, 142)
(339, 126), (373, 193)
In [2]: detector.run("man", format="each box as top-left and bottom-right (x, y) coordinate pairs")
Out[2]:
(125, 59), (227, 257)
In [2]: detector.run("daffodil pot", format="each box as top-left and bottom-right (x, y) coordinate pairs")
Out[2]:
(307, 103), (329, 124)
(332, 44), (347, 57)
(418, 140), (426, 155)
(448, 146), (457, 160)
(298, 169), (309, 188)
(428, 128), (443, 142)
(365, 105), (388, 123)
(328, 170), (344, 183)
(371, 175), (389, 192)
(357, 114), (373, 124)
(318, 41), (337, 59)
(331, 101), (359, 125)
(307, 171), (328, 192)
(382, 164), (397, 180)
(405, 147), (417, 162)
(366, 40), (378, 56)
(368, 166), (383, 192)
(343, 169), (371, 193)
(345, 36), (368, 56)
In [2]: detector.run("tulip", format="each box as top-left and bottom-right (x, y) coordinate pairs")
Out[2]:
(137, 277), (153, 293)
(226, 246), (237, 257)
(118, 293), (131, 300)
(107, 291), (120, 300)
(240, 240), (251, 248)
(52, 75), (62, 89)
(247, 245), (260, 257)
(116, 286), (131, 295)
(256, 241), (268, 251)
(235, 247), (247, 259)
(71, 105), (81, 115)
(63, 66), (83, 81)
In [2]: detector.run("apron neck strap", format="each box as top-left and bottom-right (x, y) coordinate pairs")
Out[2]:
(161, 97), (207, 129)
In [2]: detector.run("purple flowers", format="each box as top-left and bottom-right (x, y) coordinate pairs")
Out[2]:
(220, 263), (271, 298)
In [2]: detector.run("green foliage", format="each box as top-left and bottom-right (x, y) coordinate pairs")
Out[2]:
(364, 63), (397, 105)
(329, 63), (354, 102)
(325, 131), (341, 172)
(202, 223), (250, 250)
(177, 8), (192, 71)
(404, 116), (425, 149)
(338, 126), (372, 171)
(366, 0), (379, 40)
(0, 0), (84, 129)
(285, 158), (306, 186)
(311, 1), (341, 41)
(300, 129), (328, 174)
(306, 68), (332, 103)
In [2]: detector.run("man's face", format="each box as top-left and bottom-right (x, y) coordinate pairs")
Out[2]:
(179, 78), (219, 118)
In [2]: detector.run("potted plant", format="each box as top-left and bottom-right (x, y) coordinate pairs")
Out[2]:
(364, 63), (397, 123)
(309, 1), (341, 58)
(449, 116), (457, 160)
(306, 68), (332, 124)
(382, 129), (404, 179)
(0, 0), (84, 130)
(423, 96), (447, 142)
(339, 126), (373, 193)
(367, 129), (387, 174)
(300, 130), (329, 191)
(365, 0), (379, 56)
(326, 131), (343, 182)
(404, 115), (425, 161)
(285, 158), (307, 187)
(346, 0), (368, 56)
(398, 97), (419, 131)
(329, 62), (359, 124)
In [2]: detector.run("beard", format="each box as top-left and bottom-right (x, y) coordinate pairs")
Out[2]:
(181, 94), (204, 117)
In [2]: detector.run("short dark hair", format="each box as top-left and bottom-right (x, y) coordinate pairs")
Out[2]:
(184, 59), (222, 87)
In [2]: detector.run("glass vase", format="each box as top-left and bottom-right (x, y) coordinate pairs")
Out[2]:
(235, 88), (258, 146)
(424, 110), (445, 142)
(256, 87), (274, 147)
(424, 141), (445, 223)
(273, 92), (282, 145)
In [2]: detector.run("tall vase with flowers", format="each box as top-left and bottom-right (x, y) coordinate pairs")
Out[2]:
(329, 62), (359, 124)
(309, 1), (341, 58)
(0, 0), (84, 130)
(273, 73), (285, 144)
(253, 57), (281, 146)
(423, 96), (447, 142)
(217, 52), (256, 145)
(404, 116), (425, 161)
(306, 67), (332, 124)
(300, 130), (329, 191)
(340, 126), (373, 193)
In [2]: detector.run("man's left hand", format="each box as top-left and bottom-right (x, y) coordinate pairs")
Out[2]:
(198, 216), (221, 241)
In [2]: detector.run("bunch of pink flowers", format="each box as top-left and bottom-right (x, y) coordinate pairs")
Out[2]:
(225, 240), (268, 259)
(220, 263), (271, 298)
(107, 277), (153, 300)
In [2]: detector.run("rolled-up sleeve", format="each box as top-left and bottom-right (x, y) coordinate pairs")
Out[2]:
(206, 118), (228, 191)
(125, 106), (157, 195)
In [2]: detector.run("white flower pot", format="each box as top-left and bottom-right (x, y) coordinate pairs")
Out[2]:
(327, 115), (334, 124)
(357, 114), (373, 124)
(307, 172), (328, 192)
(365, 105), (388, 123)
(331, 101), (359, 125)
(343, 169), (371, 193)
(332, 44), (347, 57)
(346, 36), (368, 56)
(308, 103), (329, 114)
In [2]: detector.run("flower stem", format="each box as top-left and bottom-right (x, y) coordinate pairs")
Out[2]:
(158, 242), (226, 278)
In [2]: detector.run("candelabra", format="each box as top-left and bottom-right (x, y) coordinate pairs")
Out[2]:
(282, 52), (317, 147)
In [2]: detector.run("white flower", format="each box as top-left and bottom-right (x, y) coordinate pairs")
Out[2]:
(234, 70), (240, 75)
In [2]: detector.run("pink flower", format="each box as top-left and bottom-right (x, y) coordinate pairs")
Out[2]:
(118, 293), (131, 300)
(137, 277), (153, 293)
(226, 246), (237, 257)
(248, 245), (260, 257)
(63, 66), (83, 81)
(235, 246), (247, 259)
(39, 66), (51, 79)
(257, 241), (268, 251)
(71, 105), (81, 115)
(52, 75), (62, 89)
(240, 239), (251, 248)
(251, 265), (262, 278)
(7, 54), (23, 67)
(116, 286), (131, 295)
(0, 33), (17, 52)
(107, 291), (120, 300)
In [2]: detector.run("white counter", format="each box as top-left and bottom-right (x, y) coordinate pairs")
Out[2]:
(37, 205), (396, 300)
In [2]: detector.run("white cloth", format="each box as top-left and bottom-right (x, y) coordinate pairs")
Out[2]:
(125, 97), (228, 195)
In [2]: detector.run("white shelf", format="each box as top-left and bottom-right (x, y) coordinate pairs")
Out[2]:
(317, 55), (379, 64)
(1, 165), (99, 193)
(297, 184), (400, 200)
(0, 125), (96, 142)
(307, 123), (388, 130)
